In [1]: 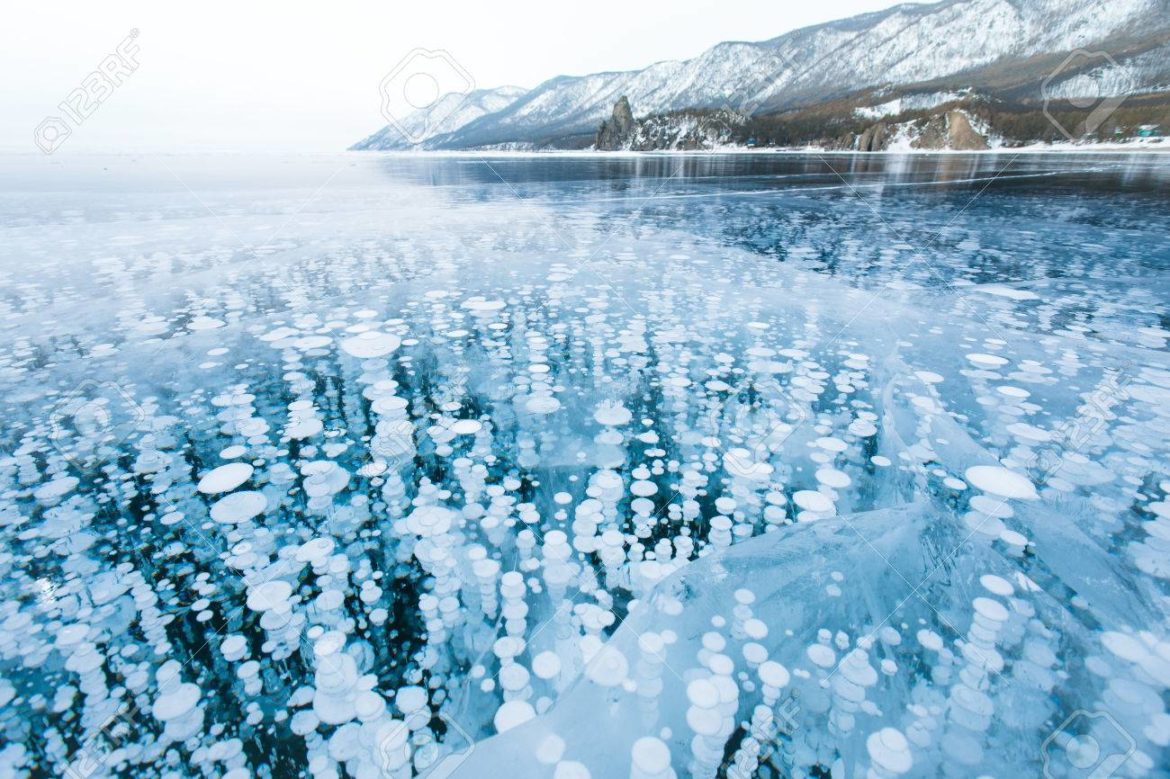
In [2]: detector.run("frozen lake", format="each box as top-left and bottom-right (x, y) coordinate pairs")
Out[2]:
(2, 151), (1170, 778)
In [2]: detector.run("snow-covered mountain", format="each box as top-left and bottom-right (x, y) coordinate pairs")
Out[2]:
(355, 0), (1170, 150)
(351, 86), (526, 150)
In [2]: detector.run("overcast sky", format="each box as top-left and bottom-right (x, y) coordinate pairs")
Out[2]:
(1, 1), (901, 153)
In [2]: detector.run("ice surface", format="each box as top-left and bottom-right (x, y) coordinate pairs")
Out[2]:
(0, 153), (1168, 778)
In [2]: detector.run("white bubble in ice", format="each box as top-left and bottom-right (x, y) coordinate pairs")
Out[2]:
(246, 580), (293, 612)
(759, 660), (790, 688)
(631, 736), (672, 774)
(593, 401), (632, 427)
(197, 463), (254, 494)
(585, 645), (629, 687)
(793, 490), (834, 513)
(153, 682), (201, 721)
(449, 419), (482, 435)
(494, 700), (536, 733)
(807, 644), (836, 668)
(34, 477), (79, 502)
(340, 331), (401, 359)
(536, 734), (566, 764)
(210, 491), (267, 524)
(532, 651), (562, 680)
(815, 468), (851, 489)
(964, 465), (1038, 500)
(553, 762), (591, 779)
(966, 353), (1009, 368)
(405, 505), (456, 537)
(867, 727), (913, 775)
(686, 678), (719, 708)
(526, 395), (562, 414)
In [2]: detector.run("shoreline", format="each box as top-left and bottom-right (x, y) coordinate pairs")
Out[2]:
(353, 142), (1170, 157)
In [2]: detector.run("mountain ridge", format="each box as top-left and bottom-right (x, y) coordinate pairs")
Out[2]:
(354, 0), (1170, 151)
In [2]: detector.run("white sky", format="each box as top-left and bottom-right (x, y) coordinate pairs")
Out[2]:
(1, 1), (900, 153)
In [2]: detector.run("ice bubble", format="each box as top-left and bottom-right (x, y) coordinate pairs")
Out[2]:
(979, 575), (1014, 597)
(210, 491), (267, 524)
(631, 736), (672, 774)
(533, 651), (562, 680)
(404, 505), (456, 537)
(197, 463), (254, 494)
(340, 331), (401, 358)
(34, 477), (79, 502)
(554, 762), (592, 779)
(966, 353), (1009, 368)
(449, 419), (482, 435)
(759, 661), (790, 688)
(463, 297), (506, 313)
(815, 468), (852, 489)
(594, 401), (633, 427)
(585, 645), (629, 687)
(1006, 423), (1051, 443)
(964, 465), (1038, 500)
(849, 419), (878, 437)
(536, 734), (566, 764)
(793, 491), (834, 513)
(494, 700), (536, 733)
(396, 686), (428, 716)
(807, 644), (836, 668)
(296, 537), (336, 564)
(867, 727), (913, 775)
(189, 315), (224, 331)
(152, 682), (201, 721)
(221, 635), (247, 661)
(526, 395), (562, 414)
(815, 436), (848, 453)
(972, 597), (1009, 623)
(1102, 631), (1148, 663)
(246, 580), (293, 613)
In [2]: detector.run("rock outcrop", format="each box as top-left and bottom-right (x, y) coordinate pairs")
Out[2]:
(595, 96), (637, 150)
(857, 123), (890, 152)
(852, 109), (989, 151)
(942, 110), (989, 150)
(594, 97), (744, 151)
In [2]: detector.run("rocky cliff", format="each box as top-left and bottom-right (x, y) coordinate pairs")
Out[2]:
(594, 97), (745, 151)
(849, 109), (991, 151)
(594, 96), (637, 150)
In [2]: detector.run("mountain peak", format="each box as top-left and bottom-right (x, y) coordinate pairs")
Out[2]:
(355, 0), (1170, 150)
